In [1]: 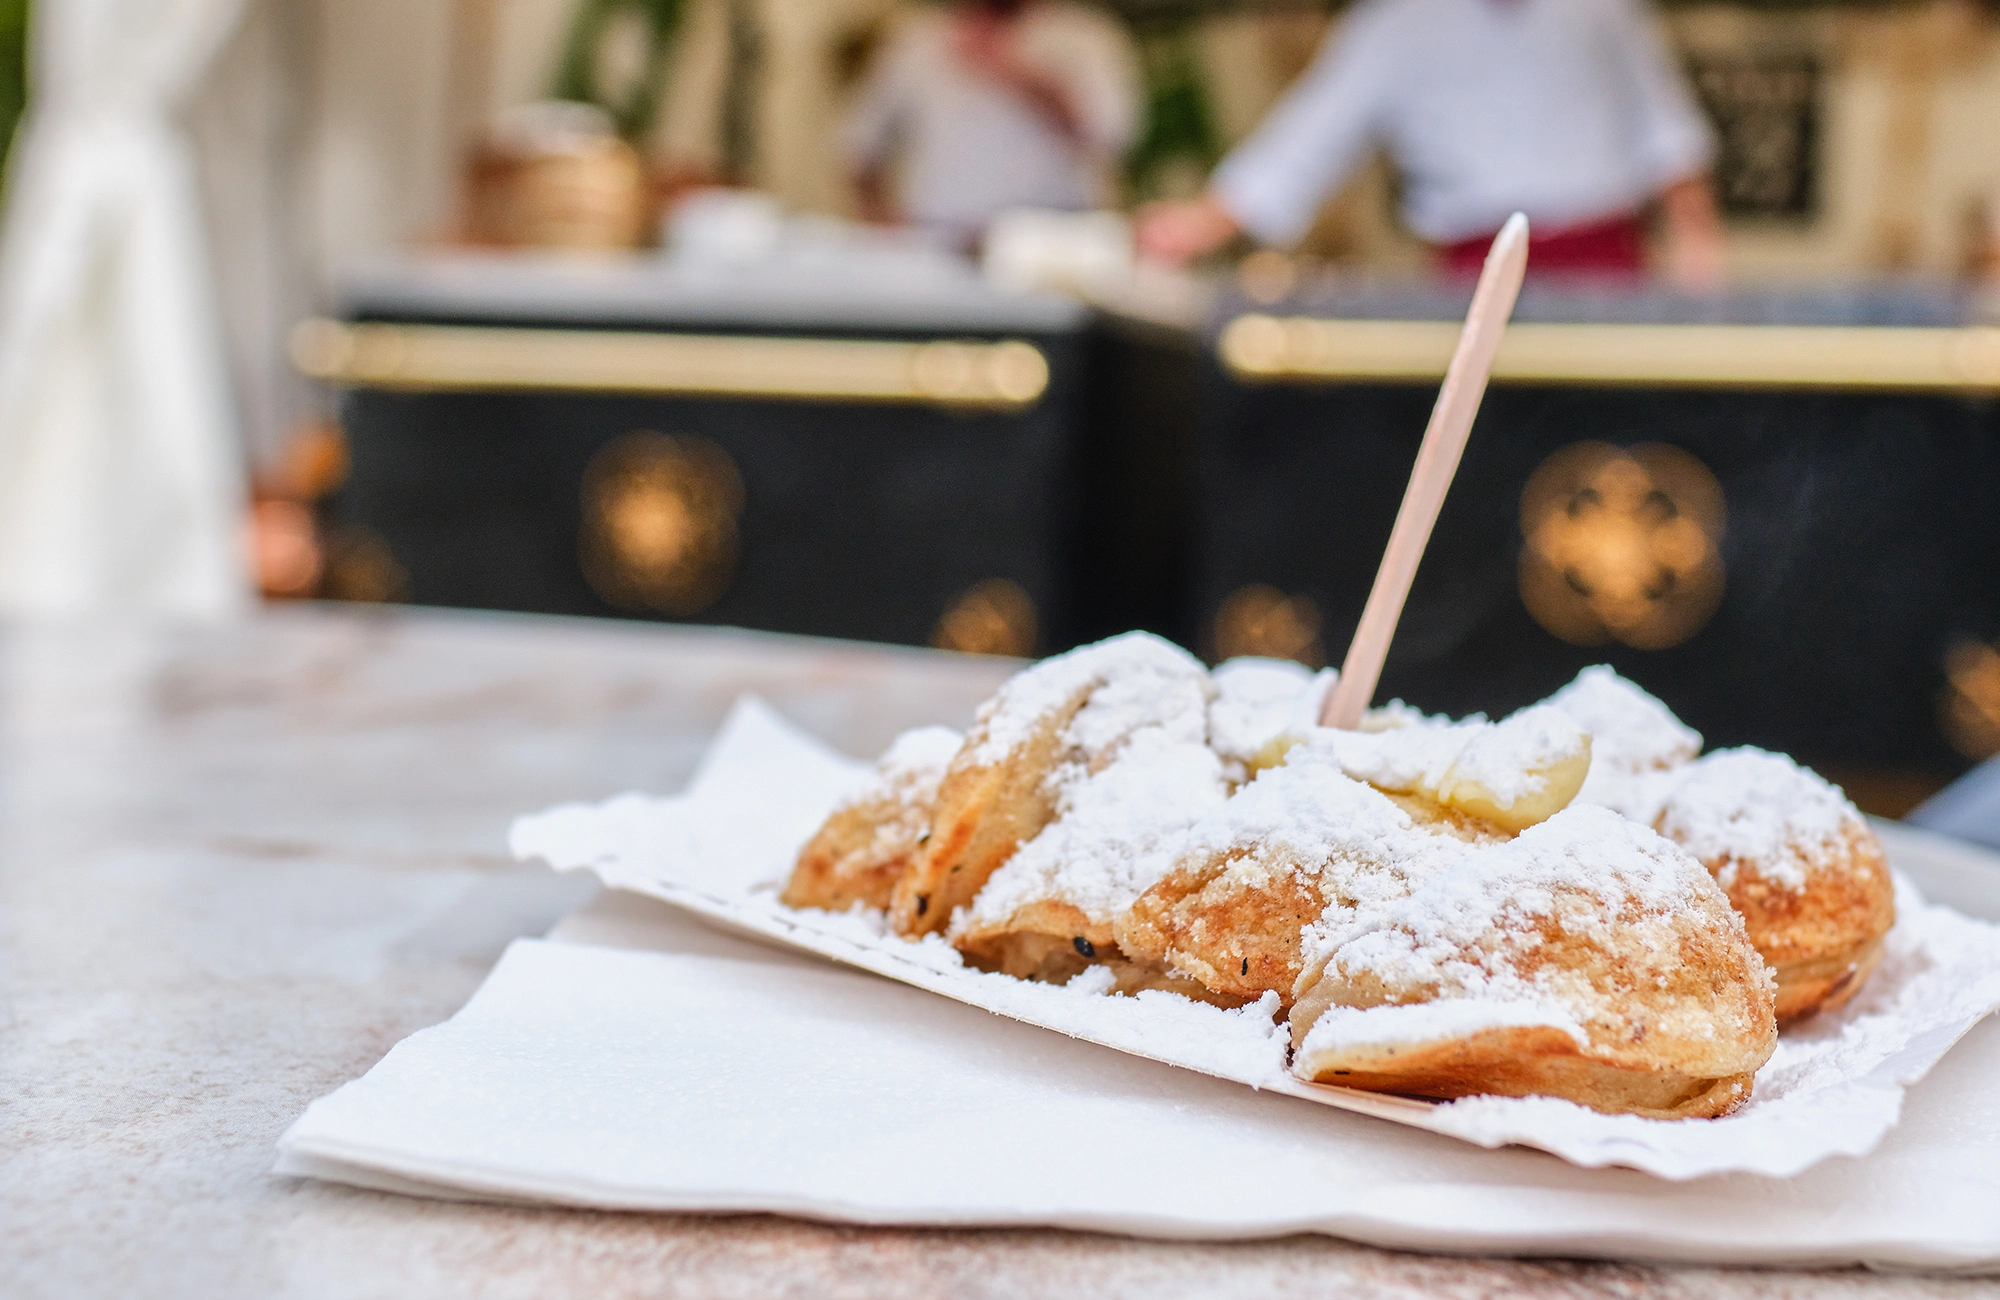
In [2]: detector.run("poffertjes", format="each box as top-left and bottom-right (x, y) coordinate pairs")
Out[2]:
(779, 636), (1888, 1118)
(1653, 748), (1895, 1023)
(887, 632), (1210, 937)
(782, 725), (962, 913)
(1545, 668), (1896, 1023)
(1287, 806), (1776, 1120)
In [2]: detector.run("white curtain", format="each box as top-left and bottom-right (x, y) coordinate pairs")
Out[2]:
(0, 0), (251, 617)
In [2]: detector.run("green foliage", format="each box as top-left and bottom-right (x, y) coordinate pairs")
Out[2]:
(0, 0), (28, 175)
(553, 0), (686, 142)
(1126, 27), (1221, 201)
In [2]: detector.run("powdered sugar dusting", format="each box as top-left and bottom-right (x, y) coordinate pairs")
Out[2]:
(970, 631), (1209, 767)
(1207, 657), (1318, 772)
(878, 724), (964, 782)
(1182, 757), (1472, 897)
(1304, 996), (1591, 1056)
(1654, 747), (1864, 890)
(963, 728), (1229, 930)
(1440, 706), (1588, 809)
(1287, 704), (1587, 816)
(1299, 807), (1728, 1057)
(1293, 720), (1478, 797)
(1548, 666), (1703, 815)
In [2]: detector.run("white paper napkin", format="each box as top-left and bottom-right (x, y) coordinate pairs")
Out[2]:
(506, 696), (2000, 1179)
(276, 890), (2000, 1270)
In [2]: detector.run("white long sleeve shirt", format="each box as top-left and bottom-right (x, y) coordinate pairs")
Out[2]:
(1213, 0), (1714, 245)
(844, 4), (1140, 237)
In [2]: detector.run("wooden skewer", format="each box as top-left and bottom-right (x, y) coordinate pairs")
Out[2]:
(1320, 212), (1530, 730)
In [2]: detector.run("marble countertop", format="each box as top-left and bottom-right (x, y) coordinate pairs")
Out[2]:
(3, 606), (1992, 1299)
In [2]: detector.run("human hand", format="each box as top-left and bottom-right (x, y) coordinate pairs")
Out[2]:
(1135, 193), (1243, 265)
(1659, 173), (1727, 291)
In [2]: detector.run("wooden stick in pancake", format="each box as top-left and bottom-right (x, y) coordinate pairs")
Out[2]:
(1321, 213), (1530, 730)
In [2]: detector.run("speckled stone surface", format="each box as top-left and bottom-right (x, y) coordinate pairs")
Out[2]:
(2, 606), (1994, 1299)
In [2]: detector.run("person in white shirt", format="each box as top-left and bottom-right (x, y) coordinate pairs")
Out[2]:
(1137, 0), (1725, 282)
(844, 0), (1141, 248)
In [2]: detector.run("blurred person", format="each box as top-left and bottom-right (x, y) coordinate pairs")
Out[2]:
(845, 0), (1140, 248)
(1136, 0), (1726, 284)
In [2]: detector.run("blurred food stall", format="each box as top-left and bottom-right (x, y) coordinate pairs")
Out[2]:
(5, 0), (1998, 805)
(296, 244), (1098, 657)
(1191, 276), (2000, 805)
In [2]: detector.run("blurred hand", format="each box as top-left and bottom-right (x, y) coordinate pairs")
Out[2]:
(1659, 173), (1727, 291)
(1135, 193), (1243, 265)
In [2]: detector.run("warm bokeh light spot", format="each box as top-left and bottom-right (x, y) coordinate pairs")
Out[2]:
(1213, 584), (1324, 667)
(1942, 638), (2000, 761)
(932, 579), (1039, 658)
(579, 431), (744, 615)
(1519, 441), (1726, 650)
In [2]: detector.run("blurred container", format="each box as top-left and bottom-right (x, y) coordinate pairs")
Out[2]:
(465, 101), (647, 252)
(663, 189), (785, 267)
(983, 209), (1133, 299)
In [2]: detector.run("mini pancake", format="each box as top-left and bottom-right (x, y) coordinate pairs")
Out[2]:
(887, 632), (1209, 937)
(953, 726), (1228, 978)
(1290, 806), (1777, 1119)
(1116, 758), (1474, 1006)
(782, 725), (962, 912)
(1653, 748), (1896, 1023)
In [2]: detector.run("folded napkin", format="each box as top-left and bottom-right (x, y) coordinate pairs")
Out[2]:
(277, 890), (2000, 1270)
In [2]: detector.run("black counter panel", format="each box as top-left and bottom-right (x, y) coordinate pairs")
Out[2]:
(334, 334), (1091, 654)
(1194, 365), (2000, 773)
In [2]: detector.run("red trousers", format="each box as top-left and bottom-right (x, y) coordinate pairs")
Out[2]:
(1439, 211), (1646, 276)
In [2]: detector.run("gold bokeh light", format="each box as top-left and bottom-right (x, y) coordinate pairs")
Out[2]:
(1518, 441), (1727, 650)
(1942, 638), (2000, 761)
(579, 431), (744, 615)
(932, 578), (1039, 658)
(1212, 584), (1324, 667)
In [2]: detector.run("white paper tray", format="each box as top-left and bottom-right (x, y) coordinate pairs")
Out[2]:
(503, 697), (2000, 1180)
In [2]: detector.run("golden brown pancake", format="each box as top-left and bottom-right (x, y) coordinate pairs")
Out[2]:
(782, 725), (962, 912)
(1653, 748), (1896, 1023)
(952, 727), (1228, 974)
(1290, 806), (1777, 1119)
(1116, 756), (1476, 1006)
(887, 632), (1209, 937)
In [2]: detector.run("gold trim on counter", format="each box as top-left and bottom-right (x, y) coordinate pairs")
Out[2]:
(290, 319), (1051, 410)
(1219, 315), (2000, 392)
